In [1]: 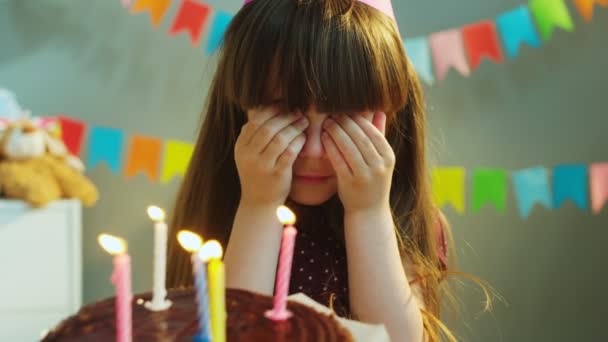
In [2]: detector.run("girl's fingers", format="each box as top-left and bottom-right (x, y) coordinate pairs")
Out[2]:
(321, 131), (352, 178)
(323, 117), (367, 176)
(261, 117), (309, 166)
(249, 111), (304, 153)
(354, 114), (393, 159)
(331, 114), (381, 166)
(275, 133), (306, 170)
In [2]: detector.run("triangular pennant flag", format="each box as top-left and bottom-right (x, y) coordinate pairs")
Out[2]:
(57, 116), (87, 156)
(529, 0), (574, 41)
(471, 169), (508, 214)
(462, 21), (504, 70)
(432, 167), (466, 214)
(496, 5), (542, 58)
(429, 29), (470, 82)
(161, 140), (194, 183)
(404, 37), (435, 85)
(122, 0), (131, 7)
(131, 0), (172, 27)
(512, 167), (552, 218)
(87, 126), (126, 174)
(125, 135), (163, 182)
(574, 0), (608, 22)
(169, 0), (212, 46)
(205, 11), (233, 55)
(552, 164), (589, 210)
(589, 163), (608, 213)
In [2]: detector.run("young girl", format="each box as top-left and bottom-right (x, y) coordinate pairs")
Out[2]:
(167, 0), (490, 340)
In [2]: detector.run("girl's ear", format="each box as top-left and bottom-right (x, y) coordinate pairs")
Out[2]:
(372, 112), (387, 135)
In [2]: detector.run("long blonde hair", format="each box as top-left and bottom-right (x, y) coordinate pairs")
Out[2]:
(167, 0), (494, 340)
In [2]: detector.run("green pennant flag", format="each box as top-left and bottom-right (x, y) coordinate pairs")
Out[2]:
(529, 0), (575, 41)
(472, 169), (508, 214)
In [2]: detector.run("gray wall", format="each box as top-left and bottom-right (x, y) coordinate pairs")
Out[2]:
(1, 1), (606, 341)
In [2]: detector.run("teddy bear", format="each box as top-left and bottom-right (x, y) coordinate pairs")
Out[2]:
(0, 118), (99, 207)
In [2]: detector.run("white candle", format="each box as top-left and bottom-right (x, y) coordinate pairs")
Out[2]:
(145, 206), (172, 311)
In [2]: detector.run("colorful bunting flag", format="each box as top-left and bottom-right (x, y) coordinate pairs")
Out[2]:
(404, 37), (434, 85)
(131, 0), (172, 27)
(429, 29), (471, 82)
(161, 139), (194, 183)
(125, 135), (163, 181)
(552, 164), (589, 210)
(574, 0), (608, 22)
(169, 0), (212, 46)
(121, 0), (131, 8)
(57, 116), (87, 156)
(471, 169), (508, 214)
(87, 126), (126, 174)
(590, 163), (608, 213)
(529, 0), (575, 41)
(512, 167), (552, 218)
(462, 21), (504, 70)
(432, 167), (466, 214)
(205, 11), (233, 55)
(496, 5), (542, 58)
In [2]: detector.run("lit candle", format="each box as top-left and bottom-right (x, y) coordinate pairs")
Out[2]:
(177, 230), (210, 342)
(200, 240), (226, 342)
(98, 234), (132, 342)
(145, 206), (172, 311)
(265, 206), (297, 321)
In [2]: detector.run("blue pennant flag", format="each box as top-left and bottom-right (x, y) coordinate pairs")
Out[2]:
(404, 37), (434, 85)
(206, 11), (233, 55)
(86, 126), (125, 174)
(496, 5), (541, 58)
(512, 167), (552, 218)
(553, 164), (589, 210)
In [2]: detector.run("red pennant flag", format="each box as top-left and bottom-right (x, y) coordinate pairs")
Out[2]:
(574, 0), (608, 21)
(131, 0), (172, 27)
(57, 116), (87, 156)
(125, 135), (163, 182)
(462, 21), (504, 70)
(169, 0), (212, 46)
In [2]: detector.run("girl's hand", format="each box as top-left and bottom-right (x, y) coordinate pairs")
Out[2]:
(235, 107), (309, 208)
(321, 112), (395, 214)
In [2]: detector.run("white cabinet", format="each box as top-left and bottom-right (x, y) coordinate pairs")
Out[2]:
(0, 200), (82, 341)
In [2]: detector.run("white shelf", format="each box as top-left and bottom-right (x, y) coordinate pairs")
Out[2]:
(0, 199), (82, 341)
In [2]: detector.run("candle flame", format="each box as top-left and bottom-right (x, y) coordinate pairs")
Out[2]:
(276, 205), (296, 225)
(98, 234), (127, 255)
(177, 230), (203, 253)
(147, 205), (165, 222)
(199, 240), (223, 261)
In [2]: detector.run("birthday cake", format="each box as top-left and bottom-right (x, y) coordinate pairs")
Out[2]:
(40, 288), (354, 342)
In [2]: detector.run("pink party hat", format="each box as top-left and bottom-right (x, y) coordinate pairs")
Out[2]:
(243, 0), (395, 20)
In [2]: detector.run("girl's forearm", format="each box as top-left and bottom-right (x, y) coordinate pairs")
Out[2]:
(224, 202), (282, 295)
(345, 206), (424, 342)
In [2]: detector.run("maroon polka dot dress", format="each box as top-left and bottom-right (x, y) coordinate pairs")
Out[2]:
(288, 222), (351, 317)
(287, 206), (448, 318)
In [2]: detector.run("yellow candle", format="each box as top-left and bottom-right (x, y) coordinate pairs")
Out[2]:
(200, 240), (226, 342)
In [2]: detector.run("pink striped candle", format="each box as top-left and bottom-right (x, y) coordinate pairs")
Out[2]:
(98, 234), (132, 342)
(265, 206), (298, 321)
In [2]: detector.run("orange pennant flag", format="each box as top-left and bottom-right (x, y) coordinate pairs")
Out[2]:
(125, 135), (163, 182)
(169, 0), (212, 46)
(574, 0), (608, 21)
(131, 0), (173, 27)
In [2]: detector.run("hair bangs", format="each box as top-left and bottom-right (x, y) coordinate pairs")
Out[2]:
(222, 0), (410, 115)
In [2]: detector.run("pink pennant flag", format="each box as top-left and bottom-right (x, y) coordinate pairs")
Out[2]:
(122, 0), (131, 8)
(590, 163), (608, 213)
(429, 29), (471, 82)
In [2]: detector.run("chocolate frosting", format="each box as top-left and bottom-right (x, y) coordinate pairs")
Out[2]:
(41, 288), (353, 342)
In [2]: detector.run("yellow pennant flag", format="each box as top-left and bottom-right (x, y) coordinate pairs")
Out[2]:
(161, 139), (194, 184)
(131, 0), (172, 27)
(432, 167), (466, 214)
(574, 0), (608, 22)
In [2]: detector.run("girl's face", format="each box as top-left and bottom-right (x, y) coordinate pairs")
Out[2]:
(289, 107), (375, 206)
